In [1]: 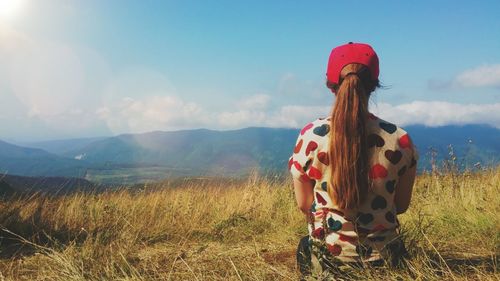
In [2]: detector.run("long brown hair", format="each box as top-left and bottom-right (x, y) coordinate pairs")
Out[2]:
(326, 63), (379, 209)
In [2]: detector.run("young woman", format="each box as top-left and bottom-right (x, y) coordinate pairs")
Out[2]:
(289, 42), (418, 277)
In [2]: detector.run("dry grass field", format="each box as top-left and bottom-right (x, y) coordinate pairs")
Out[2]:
(0, 168), (499, 280)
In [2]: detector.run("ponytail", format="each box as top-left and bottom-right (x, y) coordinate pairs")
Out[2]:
(327, 64), (377, 209)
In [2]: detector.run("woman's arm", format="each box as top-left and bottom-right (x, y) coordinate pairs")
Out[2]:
(293, 178), (315, 214)
(394, 164), (416, 214)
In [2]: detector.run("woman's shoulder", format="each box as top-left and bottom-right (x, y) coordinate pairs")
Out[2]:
(367, 114), (411, 138)
(290, 117), (331, 181)
(297, 117), (331, 138)
(304, 117), (331, 127)
(294, 117), (331, 156)
(368, 114), (419, 164)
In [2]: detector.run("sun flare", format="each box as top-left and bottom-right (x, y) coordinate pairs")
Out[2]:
(0, 0), (23, 21)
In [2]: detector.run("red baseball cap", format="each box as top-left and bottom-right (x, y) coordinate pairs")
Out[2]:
(326, 42), (379, 85)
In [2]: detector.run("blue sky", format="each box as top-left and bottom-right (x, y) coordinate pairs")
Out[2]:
(1, 0), (499, 141)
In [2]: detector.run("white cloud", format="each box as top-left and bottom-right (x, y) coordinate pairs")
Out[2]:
(217, 100), (500, 130)
(429, 64), (500, 90)
(266, 105), (330, 128)
(217, 110), (266, 127)
(236, 94), (271, 110)
(97, 96), (206, 134)
(455, 64), (500, 88)
(371, 101), (500, 128)
(216, 101), (500, 130)
(97, 98), (500, 134)
(216, 104), (330, 129)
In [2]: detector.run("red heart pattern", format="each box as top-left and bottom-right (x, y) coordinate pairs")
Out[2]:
(316, 192), (327, 205)
(305, 141), (318, 156)
(300, 123), (314, 135)
(312, 227), (325, 239)
(300, 174), (310, 182)
(289, 117), (418, 261)
(338, 234), (357, 244)
(327, 244), (342, 256)
(398, 134), (411, 149)
(317, 152), (329, 165)
(369, 164), (388, 179)
(293, 139), (303, 154)
(308, 166), (322, 180)
(371, 224), (387, 232)
(292, 161), (304, 174)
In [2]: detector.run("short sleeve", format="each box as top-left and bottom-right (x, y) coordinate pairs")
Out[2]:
(289, 122), (316, 182)
(398, 132), (419, 169)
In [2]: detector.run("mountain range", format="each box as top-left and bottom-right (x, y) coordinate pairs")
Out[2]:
(0, 140), (87, 177)
(1, 124), (499, 185)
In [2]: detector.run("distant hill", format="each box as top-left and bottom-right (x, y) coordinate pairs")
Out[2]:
(0, 140), (88, 177)
(408, 124), (500, 170)
(23, 137), (107, 155)
(63, 128), (298, 175)
(1, 124), (499, 183)
(63, 125), (499, 176)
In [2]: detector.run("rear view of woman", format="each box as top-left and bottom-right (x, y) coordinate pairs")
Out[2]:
(289, 42), (418, 277)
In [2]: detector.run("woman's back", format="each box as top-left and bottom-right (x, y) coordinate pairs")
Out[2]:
(290, 114), (418, 262)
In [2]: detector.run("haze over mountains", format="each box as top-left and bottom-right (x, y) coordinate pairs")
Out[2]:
(0, 140), (87, 177)
(1, 124), (499, 185)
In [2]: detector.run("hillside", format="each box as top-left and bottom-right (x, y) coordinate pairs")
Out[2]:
(59, 124), (500, 175)
(23, 137), (106, 155)
(409, 124), (500, 169)
(0, 140), (88, 177)
(3, 124), (500, 183)
(0, 169), (498, 280)
(62, 128), (297, 174)
(0, 174), (95, 197)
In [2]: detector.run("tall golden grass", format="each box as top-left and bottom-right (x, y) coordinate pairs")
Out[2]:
(0, 168), (499, 280)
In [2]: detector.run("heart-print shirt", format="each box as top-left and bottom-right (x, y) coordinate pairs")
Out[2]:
(289, 114), (418, 263)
